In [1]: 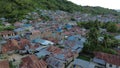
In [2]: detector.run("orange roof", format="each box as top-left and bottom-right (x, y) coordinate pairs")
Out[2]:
(2, 39), (30, 53)
(0, 60), (9, 68)
(20, 55), (47, 68)
(47, 46), (62, 54)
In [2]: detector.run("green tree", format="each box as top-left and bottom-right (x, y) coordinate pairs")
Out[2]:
(106, 22), (118, 33)
(0, 0), (35, 22)
(84, 27), (100, 51)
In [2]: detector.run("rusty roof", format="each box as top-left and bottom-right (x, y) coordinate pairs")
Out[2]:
(94, 52), (120, 66)
(47, 46), (62, 54)
(0, 31), (15, 35)
(20, 55), (47, 68)
(0, 60), (9, 68)
(2, 39), (30, 53)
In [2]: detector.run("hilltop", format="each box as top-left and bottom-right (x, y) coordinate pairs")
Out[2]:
(0, 0), (120, 22)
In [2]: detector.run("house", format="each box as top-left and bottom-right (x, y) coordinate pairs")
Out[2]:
(14, 28), (25, 36)
(23, 24), (34, 31)
(56, 27), (63, 32)
(21, 19), (28, 23)
(32, 38), (54, 46)
(20, 55), (47, 68)
(94, 52), (120, 68)
(3, 22), (11, 27)
(40, 31), (53, 38)
(68, 21), (77, 26)
(43, 37), (59, 44)
(0, 31), (17, 39)
(47, 46), (62, 54)
(63, 36), (86, 53)
(65, 24), (72, 30)
(1, 39), (30, 53)
(115, 35), (120, 40)
(46, 56), (65, 68)
(14, 22), (23, 27)
(29, 30), (41, 40)
(8, 35), (20, 40)
(61, 49), (78, 62)
(47, 46), (77, 63)
(0, 60), (10, 68)
(35, 49), (50, 58)
(71, 59), (95, 68)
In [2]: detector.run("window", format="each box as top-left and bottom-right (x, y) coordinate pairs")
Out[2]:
(109, 64), (112, 67)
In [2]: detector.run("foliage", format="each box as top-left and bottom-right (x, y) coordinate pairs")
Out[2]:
(9, 61), (16, 68)
(4, 26), (15, 30)
(0, 25), (15, 31)
(40, 15), (51, 21)
(84, 27), (100, 51)
(0, 0), (35, 22)
(102, 48), (117, 55)
(0, 0), (120, 23)
(78, 21), (118, 33)
(82, 21), (119, 54)
(77, 20), (101, 29)
(77, 55), (90, 61)
(106, 22), (118, 32)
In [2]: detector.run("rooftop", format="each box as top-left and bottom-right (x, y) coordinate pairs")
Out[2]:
(94, 52), (120, 66)
(0, 60), (9, 68)
(20, 55), (47, 68)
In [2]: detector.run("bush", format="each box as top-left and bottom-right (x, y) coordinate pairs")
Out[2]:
(102, 48), (117, 55)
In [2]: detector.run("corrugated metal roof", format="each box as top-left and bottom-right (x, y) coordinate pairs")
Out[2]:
(93, 57), (106, 65)
(35, 50), (50, 58)
(73, 59), (95, 68)
(33, 38), (54, 45)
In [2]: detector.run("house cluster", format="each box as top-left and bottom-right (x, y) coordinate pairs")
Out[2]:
(0, 19), (87, 68)
(72, 12), (119, 22)
(0, 9), (120, 68)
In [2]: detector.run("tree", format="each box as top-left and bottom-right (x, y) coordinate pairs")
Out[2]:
(84, 27), (100, 51)
(0, 0), (35, 22)
(106, 22), (118, 33)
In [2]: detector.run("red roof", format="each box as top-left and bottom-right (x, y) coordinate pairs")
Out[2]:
(20, 55), (47, 68)
(2, 39), (30, 53)
(0, 31), (15, 35)
(47, 46), (62, 54)
(0, 60), (9, 68)
(94, 52), (120, 66)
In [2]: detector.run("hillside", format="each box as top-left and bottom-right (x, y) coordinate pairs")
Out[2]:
(0, 0), (120, 22)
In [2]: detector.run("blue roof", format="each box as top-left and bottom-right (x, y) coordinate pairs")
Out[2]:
(35, 46), (47, 51)
(68, 36), (75, 41)
(93, 57), (106, 65)
(35, 50), (50, 58)
(55, 54), (65, 60)
(32, 38), (54, 45)
(33, 38), (45, 43)
(67, 35), (82, 41)
(8, 35), (20, 39)
(14, 28), (24, 32)
(66, 24), (72, 29)
(23, 24), (32, 27)
(73, 59), (95, 68)
(57, 28), (63, 32)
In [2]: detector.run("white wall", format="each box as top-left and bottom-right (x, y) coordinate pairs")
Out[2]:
(106, 63), (120, 68)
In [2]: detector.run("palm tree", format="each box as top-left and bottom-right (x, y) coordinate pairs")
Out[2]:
(84, 27), (100, 51)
